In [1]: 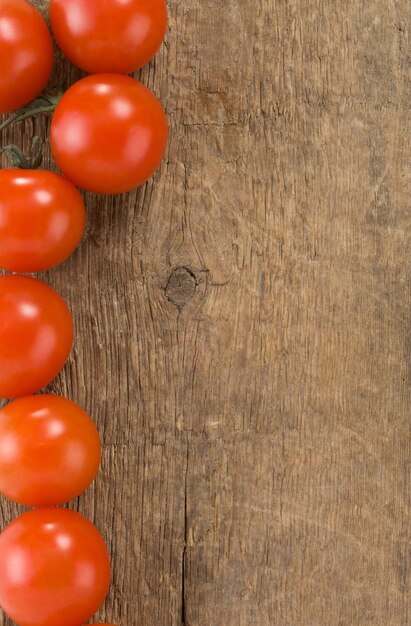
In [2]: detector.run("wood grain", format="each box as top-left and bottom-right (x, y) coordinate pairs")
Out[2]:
(1, 0), (411, 624)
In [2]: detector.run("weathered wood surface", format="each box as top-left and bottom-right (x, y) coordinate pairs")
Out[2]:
(1, 0), (411, 624)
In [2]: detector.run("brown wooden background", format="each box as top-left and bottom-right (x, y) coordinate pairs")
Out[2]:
(1, 0), (411, 624)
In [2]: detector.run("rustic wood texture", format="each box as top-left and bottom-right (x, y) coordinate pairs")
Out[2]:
(1, 0), (411, 624)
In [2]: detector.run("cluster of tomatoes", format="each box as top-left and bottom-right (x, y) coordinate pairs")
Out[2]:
(0, 0), (168, 625)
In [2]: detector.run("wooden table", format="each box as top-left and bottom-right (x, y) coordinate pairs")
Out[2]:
(1, 1), (411, 624)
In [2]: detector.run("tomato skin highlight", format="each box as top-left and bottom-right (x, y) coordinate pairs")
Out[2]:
(0, 170), (86, 273)
(0, 0), (53, 114)
(0, 394), (101, 506)
(0, 508), (111, 626)
(50, 0), (167, 75)
(50, 74), (168, 194)
(0, 275), (74, 399)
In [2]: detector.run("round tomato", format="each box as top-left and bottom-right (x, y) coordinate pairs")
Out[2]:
(50, 74), (168, 194)
(0, 394), (101, 506)
(50, 0), (167, 74)
(0, 170), (86, 273)
(0, 508), (110, 626)
(0, 0), (53, 114)
(0, 275), (73, 399)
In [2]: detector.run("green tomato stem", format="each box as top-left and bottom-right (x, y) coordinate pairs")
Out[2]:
(0, 92), (63, 133)
(1, 137), (44, 170)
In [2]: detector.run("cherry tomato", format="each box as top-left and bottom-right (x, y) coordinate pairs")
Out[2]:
(0, 394), (101, 506)
(0, 170), (86, 273)
(0, 508), (110, 626)
(0, 275), (73, 399)
(50, 74), (168, 194)
(0, 0), (53, 114)
(50, 0), (167, 75)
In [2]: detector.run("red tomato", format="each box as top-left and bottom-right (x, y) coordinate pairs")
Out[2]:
(50, 0), (167, 74)
(0, 275), (73, 399)
(0, 170), (86, 273)
(50, 74), (168, 194)
(0, 0), (53, 114)
(0, 508), (110, 626)
(0, 394), (101, 506)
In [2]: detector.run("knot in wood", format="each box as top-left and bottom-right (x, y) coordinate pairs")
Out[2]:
(165, 267), (197, 309)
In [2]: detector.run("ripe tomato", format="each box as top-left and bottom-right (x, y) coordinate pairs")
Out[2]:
(0, 170), (86, 273)
(0, 275), (73, 399)
(0, 508), (110, 626)
(0, 0), (53, 114)
(50, 0), (167, 75)
(50, 74), (168, 194)
(0, 394), (101, 506)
